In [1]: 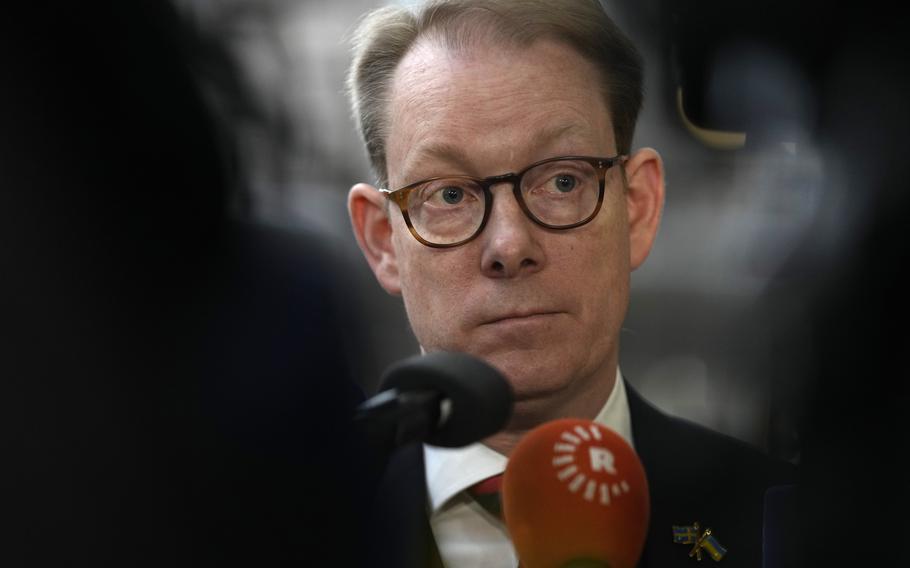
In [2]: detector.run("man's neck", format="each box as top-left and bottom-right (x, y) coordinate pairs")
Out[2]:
(481, 367), (618, 456)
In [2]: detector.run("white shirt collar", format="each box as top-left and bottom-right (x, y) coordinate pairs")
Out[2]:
(423, 367), (633, 514)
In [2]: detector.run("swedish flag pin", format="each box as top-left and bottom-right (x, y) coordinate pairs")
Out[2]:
(672, 522), (727, 562)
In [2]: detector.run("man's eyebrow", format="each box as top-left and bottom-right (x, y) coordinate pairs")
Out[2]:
(414, 141), (474, 170)
(532, 123), (589, 150)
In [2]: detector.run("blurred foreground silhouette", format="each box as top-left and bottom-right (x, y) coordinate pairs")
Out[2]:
(2, 2), (368, 565)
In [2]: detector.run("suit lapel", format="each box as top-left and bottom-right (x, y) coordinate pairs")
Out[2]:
(626, 382), (683, 567)
(626, 381), (775, 568)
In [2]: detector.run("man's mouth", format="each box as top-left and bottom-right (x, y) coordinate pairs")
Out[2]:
(482, 311), (562, 325)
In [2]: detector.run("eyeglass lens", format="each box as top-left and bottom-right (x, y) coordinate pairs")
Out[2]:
(406, 158), (601, 246)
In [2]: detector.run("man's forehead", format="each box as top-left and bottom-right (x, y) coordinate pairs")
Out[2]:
(385, 38), (613, 180)
(391, 34), (591, 101)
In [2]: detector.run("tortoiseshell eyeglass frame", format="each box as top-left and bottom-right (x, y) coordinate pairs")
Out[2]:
(379, 154), (628, 248)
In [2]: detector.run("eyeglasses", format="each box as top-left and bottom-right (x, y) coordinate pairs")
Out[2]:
(380, 155), (628, 248)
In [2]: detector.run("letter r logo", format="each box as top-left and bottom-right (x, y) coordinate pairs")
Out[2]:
(589, 446), (617, 475)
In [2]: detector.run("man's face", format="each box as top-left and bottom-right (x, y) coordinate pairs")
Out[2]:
(376, 38), (639, 421)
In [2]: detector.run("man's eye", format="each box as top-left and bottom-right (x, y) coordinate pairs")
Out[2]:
(553, 174), (578, 193)
(441, 186), (464, 204)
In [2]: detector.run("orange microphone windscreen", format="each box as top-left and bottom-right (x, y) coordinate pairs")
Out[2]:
(502, 419), (650, 568)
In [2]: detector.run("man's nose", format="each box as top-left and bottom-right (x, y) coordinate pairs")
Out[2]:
(479, 183), (545, 278)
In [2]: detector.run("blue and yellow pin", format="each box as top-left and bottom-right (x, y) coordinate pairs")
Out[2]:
(672, 522), (727, 562)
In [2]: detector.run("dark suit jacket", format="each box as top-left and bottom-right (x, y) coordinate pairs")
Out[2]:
(365, 382), (796, 568)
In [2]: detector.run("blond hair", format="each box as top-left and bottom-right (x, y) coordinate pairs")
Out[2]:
(346, 0), (643, 187)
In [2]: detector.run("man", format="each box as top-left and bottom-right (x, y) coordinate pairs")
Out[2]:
(345, 1), (794, 566)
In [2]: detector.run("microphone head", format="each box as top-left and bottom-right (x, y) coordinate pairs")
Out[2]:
(379, 351), (513, 447)
(502, 419), (649, 568)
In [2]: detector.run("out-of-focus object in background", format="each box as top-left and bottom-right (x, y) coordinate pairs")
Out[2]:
(658, 1), (910, 565)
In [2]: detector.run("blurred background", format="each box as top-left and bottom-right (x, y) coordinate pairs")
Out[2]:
(4, 0), (907, 566)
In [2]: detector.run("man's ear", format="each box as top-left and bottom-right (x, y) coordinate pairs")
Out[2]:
(348, 183), (402, 295)
(624, 148), (665, 270)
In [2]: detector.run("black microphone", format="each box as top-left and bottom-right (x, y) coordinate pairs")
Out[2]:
(355, 351), (513, 451)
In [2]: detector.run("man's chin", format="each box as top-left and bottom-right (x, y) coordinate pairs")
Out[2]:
(507, 377), (571, 401)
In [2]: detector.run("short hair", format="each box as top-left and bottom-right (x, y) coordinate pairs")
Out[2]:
(346, 0), (644, 188)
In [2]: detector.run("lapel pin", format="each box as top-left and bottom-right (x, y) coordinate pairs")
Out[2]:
(672, 522), (727, 562)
